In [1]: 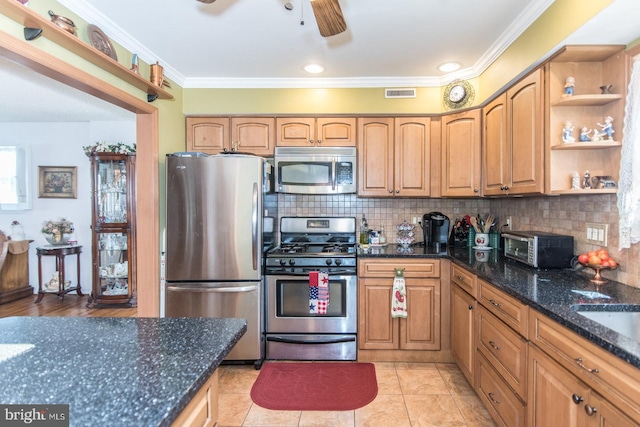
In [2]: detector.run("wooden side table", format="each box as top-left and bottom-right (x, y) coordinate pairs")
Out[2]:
(35, 244), (83, 302)
(0, 239), (34, 304)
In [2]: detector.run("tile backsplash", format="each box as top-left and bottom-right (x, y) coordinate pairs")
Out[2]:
(275, 193), (639, 288)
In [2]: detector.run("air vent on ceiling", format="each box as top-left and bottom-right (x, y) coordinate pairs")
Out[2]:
(385, 88), (416, 99)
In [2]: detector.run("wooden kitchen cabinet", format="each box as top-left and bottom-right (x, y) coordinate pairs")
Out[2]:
(276, 117), (356, 146)
(358, 117), (432, 197)
(482, 69), (544, 196)
(358, 259), (441, 355)
(528, 344), (635, 427)
(528, 310), (640, 425)
(441, 109), (482, 197)
(544, 45), (626, 194)
(171, 370), (219, 427)
(450, 282), (476, 386)
(186, 117), (275, 156)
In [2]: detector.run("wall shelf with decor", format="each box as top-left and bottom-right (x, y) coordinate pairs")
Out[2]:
(0, 0), (172, 101)
(544, 45), (627, 195)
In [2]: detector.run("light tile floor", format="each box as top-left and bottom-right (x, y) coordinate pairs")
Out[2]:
(217, 362), (497, 427)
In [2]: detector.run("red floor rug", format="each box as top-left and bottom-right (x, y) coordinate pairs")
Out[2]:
(250, 362), (378, 411)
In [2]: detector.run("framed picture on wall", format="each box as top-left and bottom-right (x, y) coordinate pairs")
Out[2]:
(38, 166), (77, 199)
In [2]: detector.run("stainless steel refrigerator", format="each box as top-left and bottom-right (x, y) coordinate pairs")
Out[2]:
(164, 152), (269, 366)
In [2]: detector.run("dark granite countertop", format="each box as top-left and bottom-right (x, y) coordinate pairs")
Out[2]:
(359, 244), (640, 369)
(0, 317), (246, 427)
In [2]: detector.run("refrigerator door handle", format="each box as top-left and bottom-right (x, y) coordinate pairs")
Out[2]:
(252, 182), (258, 271)
(166, 285), (259, 293)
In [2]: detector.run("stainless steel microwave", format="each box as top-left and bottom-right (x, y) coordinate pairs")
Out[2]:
(274, 146), (357, 194)
(503, 231), (574, 269)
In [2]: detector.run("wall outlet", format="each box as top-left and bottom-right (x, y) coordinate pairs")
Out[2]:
(586, 222), (608, 247)
(505, 216), (512, 230)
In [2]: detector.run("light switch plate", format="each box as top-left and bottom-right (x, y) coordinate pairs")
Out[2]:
(585, 222), (608, 247)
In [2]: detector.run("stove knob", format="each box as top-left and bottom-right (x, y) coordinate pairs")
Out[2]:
(335, 259), (342, 266)
(288, 259), (296, 266)
(279, 259), (286, 266)
(325, 259), (333, 266)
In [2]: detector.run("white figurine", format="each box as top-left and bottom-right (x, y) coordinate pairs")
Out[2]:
(579, 126), (591, 142)
(563, 76), (575, 97)
(562, 121), (575, 143)
(583, 171), (592, 189)
(597, 116), (614, 140)
(591, 130), (603, 142)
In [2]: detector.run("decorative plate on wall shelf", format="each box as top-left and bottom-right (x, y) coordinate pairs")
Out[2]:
(87, 24), (117, 61)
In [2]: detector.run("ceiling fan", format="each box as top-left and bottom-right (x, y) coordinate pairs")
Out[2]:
(196, 0), (347, 37)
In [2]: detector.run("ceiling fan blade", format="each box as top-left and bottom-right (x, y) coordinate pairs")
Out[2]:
(310, 0), (347, 37)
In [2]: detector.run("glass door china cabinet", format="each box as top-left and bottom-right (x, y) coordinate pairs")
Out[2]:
(87, 153), (136, 307)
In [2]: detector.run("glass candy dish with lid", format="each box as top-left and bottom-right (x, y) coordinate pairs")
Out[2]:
(396, 221), (416, 247)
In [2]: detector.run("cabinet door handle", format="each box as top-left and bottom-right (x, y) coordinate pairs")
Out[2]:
(388, 189), (393, 193)
(317, 139), (322, 145)
(584, 405), (598, 416)
(488, 392), (500, 404)
(309, 139), (314, 145)
(574, 357), (599, 374)
(395, 189), (400, 193)
(455, 275), (465, 282)
(468, 305), (474, 310)
(571, 394), (584, 404)
(489, 299), (502, 308)
(474, 188), (479, 193)
(488, 340), (501, 351)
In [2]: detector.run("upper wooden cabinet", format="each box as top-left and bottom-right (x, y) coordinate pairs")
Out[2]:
(441, 109), (481, 197)
(483, 69), (544, 196)
(544, 45), (626, 194)
(186, 117), (275, 156)
(276, 117), (356, 146)
(358, 117), (432, 197)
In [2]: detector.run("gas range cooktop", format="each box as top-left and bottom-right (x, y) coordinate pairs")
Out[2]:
(265, 217), (357, 271)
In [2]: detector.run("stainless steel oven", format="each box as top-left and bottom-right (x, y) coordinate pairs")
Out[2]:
(264, 217), (358, 361)
(265, 273), (357, 360)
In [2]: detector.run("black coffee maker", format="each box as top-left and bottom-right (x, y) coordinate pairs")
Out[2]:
(422, 212), (450, 249)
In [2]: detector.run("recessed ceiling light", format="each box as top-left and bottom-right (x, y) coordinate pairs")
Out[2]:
(438, 62), (461, 73)
(304, 64), (325, 74)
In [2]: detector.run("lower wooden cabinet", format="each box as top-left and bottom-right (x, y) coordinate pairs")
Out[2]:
(171, 370), (219, 427)
(450, 282), (476, 386)
(477, 350), (526, 427)
(358, 259), (443, 359)
(528, 344), (636, 427)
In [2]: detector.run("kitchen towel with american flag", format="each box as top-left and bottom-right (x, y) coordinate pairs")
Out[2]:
(309, 271), (330, 314)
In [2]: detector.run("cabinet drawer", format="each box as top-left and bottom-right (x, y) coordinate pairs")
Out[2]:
(358, 259), (440, 278)
(477, 350), (526, 427)
(477, 305), (528, 400)
(529, 311), (640, 423)
(450, 263), (477, 296)
(478, 280), (528, 337)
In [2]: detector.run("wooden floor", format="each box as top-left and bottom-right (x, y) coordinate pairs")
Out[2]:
(0, 294), (137, 318)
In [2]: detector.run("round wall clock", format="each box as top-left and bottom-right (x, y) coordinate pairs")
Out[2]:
(443, 80), (475, 110)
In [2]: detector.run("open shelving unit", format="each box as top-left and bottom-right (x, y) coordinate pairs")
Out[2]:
(0, 0), (172, 101)
(545, 45), (627, 195)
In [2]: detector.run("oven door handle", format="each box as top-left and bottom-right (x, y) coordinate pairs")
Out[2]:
(266, 270), (356, 276)
(266, 335), (356, 345)
(331, 157), (337, 191)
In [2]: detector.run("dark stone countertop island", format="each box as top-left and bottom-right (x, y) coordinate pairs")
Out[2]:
(0, 317), (246, 427)
(358, 243), (640, 370)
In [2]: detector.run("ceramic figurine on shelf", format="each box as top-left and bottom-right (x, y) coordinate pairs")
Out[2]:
(571, 172), (581, 190)
(563, 76), (575, 97)
(583, 171), (592, 189)
(130, 53), (139, 74)
(579, 126), (592, 142)
(562, 121), (575, 143)
(597, 116), (615, 140)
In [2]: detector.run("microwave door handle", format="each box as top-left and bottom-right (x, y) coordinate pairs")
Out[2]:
(331, 157), (337, 191)
(502, 233), (529, 242)
(252, 182), (258, 271)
